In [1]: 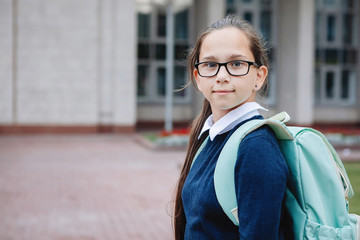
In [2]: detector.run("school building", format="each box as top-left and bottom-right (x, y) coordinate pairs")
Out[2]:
(0, 0), (359, 133)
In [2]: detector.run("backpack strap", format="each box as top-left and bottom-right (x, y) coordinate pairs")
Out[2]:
(214, 112), (294, 225)
(190, 136), (209, 169)
(191, 112), (291, 169)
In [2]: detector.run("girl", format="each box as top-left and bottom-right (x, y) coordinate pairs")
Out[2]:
(173, 15), (288, 240)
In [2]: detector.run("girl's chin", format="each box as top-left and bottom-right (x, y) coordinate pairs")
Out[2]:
(215, 103), (246, 111)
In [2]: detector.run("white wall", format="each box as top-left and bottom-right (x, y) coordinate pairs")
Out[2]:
(0, 0), (137, 129)
(0, 0), (13, 124)
(16, 0), (98, 124)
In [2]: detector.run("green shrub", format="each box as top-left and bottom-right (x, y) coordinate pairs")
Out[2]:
(344, 162), (360, 214)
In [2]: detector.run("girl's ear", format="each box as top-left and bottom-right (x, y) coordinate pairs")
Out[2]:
(254, 65), (268, 91)
(194, 69), (203, 92)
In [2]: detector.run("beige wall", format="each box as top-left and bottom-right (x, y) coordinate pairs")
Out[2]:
(1, 0), (359, 130)
(0, 0), (137, 129)
(0, 0), (13, 124)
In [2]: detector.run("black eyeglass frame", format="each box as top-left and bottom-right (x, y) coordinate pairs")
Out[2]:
(195, 60), (260, 77)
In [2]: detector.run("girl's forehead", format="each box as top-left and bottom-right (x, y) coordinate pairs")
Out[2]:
(199, 28), (254, 61)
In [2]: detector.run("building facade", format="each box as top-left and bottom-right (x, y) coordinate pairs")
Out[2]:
(0, 0), (359, 133)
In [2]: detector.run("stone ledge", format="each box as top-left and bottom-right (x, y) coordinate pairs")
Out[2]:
(0, 125), (135, 134)
(134, 133), (188, 151)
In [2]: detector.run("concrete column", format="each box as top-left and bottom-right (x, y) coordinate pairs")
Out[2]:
(194, 0), (224, 33)
(0, 0), (13, 124)
(112, 0), (137, 129)
(277, 0), (315, 125)
(98, 0), (115, 126)
(97, 0), (137, 130)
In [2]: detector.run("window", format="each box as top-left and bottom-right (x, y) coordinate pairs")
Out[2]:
(226, 0), (278, 105)
(315, 0), (358, 105)
(137, 7), (192, 104)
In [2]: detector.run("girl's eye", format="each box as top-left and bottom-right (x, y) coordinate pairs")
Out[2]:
(206, 62), (217, 68)
(231, 61), (244, 68)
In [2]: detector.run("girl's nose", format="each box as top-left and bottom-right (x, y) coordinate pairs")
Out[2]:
(216, 65), (230, 83)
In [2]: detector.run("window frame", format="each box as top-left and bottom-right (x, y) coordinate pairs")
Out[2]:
(314, 0), (359, 106)
(136, 6), (193, 104)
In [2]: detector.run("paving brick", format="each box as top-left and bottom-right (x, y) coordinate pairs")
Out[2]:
(0, 134), (185, 240)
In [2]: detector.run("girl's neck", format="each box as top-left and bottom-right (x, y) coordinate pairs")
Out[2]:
(212, 109), (231, 123)
(211, 101), (259, 123)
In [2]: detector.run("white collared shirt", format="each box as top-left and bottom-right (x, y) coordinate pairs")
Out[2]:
(198, 102), (268, 141)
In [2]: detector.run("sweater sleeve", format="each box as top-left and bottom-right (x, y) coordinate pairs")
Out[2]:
(235, 127), (288, 240)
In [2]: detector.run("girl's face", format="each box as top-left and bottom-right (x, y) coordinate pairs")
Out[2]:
(194, 27), (267, 122)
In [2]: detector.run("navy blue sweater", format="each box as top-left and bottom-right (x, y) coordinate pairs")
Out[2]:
(182, 116), (289, 240)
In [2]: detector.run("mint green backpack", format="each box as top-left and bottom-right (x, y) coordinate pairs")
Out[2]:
(193, 112), (360, 239)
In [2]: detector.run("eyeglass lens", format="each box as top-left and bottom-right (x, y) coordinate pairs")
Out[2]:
(197, 61), (251, 77)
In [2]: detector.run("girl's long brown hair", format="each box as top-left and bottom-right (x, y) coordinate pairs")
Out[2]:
(173, 15), (269, 240)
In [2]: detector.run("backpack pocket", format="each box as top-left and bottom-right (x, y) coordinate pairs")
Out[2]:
(304, 219), (352, 240)
(349, 214), (360, 240)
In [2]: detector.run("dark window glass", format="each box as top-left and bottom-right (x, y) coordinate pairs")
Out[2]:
(261, 0), (272, 7)
(343, 0), (354, 8)
(244, 12), (253, 23)
(138, 14), (150, 38)
(175, 9), (188, 40)
(327, 15), (336, 42)
(138, 43), (150, 59)
(343, 50), (357, 64)
(343, 14), (353, 44)
(175, 66), (186, 97)
(324, 0), (336, 6)
(261, 10), (272, 40)
(157, 13), (166, 37)
(226, 0), (235, 15)
(156, 44), (166, 60)
(157, 68), (166, 96)
(226, 8), (236, 15)
(325, 49), (338, 64)
(315, 70), (321, 101)
(137, 65), (148, 97)
(341, 70), (350, 99)
(325, 72), (335, 98)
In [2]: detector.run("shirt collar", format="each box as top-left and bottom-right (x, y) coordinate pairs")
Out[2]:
(198, 102), (268, 141)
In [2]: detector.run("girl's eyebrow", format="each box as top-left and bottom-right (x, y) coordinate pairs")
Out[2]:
(228, 54), (249, 60)
(200, 54), (250, 62)
(200, 56), (216, 61)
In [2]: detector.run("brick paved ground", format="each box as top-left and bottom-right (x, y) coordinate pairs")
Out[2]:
(0, 134), (185, 240)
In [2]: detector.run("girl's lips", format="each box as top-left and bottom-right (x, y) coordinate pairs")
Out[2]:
(213, 90), (235, 95)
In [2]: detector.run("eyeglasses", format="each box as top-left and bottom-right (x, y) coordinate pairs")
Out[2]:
(195, 60), (259, 77)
